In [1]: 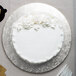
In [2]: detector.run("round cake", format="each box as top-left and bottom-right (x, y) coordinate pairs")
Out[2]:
(11, 3), (64, 64)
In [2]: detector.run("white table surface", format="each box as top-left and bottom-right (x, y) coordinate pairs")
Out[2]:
(0, 0), (75, 76)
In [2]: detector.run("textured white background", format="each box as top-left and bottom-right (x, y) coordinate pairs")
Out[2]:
(0, 0), (75, 76)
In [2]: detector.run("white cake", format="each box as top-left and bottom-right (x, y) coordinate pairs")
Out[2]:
(11, 3), (64, 63)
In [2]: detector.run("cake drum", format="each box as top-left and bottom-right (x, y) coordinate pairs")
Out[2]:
(2, 3), (71, 73)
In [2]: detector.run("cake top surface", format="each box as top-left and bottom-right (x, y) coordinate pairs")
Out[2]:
(11, 3), (64, 63)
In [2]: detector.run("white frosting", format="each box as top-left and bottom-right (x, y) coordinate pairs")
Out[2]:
(12, 3), (64, 63)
